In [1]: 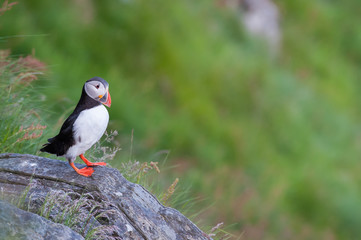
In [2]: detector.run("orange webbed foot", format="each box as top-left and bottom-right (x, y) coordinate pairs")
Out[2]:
(69, 162), (94, 177)
(79, 154), (106, 167)
(76, 167), (94, 177)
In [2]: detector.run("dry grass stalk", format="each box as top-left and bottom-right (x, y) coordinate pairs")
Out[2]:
(17, 55), (46, 72)
(207, 222), (224, 237)
(0, 49), (46, 76)
(16, 72), (42, 85)
(88, 130), (121, 163)
(150, 161), (160, 173)
(0, 0), (17, 16)
(16, 123), (47, 143)
(162, 178), (179, 204)
(135, 161), (162, 183)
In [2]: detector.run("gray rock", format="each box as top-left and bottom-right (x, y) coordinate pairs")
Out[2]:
(0, 199), (84, 240)
(0, 153), (209, 240)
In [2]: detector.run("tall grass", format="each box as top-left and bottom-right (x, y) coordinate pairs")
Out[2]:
(0, 50), (47, 154)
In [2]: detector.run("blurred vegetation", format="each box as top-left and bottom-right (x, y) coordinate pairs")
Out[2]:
(0, 51), (47, 154)
(2, 0), (361, 239)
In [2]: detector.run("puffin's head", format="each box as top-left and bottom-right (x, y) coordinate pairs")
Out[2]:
(84, 77), (111, 107)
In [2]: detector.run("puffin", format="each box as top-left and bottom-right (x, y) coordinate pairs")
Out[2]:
(40, 77), (111, 177)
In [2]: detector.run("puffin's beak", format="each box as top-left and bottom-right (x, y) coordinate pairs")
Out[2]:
(100, 89), (111, 107)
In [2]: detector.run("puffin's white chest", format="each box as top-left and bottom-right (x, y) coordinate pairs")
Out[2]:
(66, 105), (109, 159)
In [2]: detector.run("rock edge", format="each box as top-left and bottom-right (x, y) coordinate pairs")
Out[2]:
(0, 153), (209, 240)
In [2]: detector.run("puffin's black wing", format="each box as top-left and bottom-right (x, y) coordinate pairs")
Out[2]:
(40, 112), (79, 156)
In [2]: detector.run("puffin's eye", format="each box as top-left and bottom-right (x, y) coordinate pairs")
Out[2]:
(95, 84), (100, 89)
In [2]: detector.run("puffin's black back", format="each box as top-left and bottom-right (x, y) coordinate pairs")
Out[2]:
(40, 85), (101, 156)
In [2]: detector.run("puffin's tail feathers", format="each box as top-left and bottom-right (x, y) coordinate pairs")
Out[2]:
(40, 140), (56, 154)
(40, 137), (64, 156)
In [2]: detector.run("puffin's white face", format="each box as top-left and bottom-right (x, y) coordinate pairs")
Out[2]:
(84, 80), (111, 107)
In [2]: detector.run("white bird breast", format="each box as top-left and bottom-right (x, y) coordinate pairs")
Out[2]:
(66, 105), (109, 160)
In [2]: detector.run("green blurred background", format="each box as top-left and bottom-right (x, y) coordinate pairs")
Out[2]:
(2, 0), (361, 239)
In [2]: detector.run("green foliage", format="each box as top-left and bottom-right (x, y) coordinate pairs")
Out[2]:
(2, 0), (361, 239)
(0, 53), (47, 154)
